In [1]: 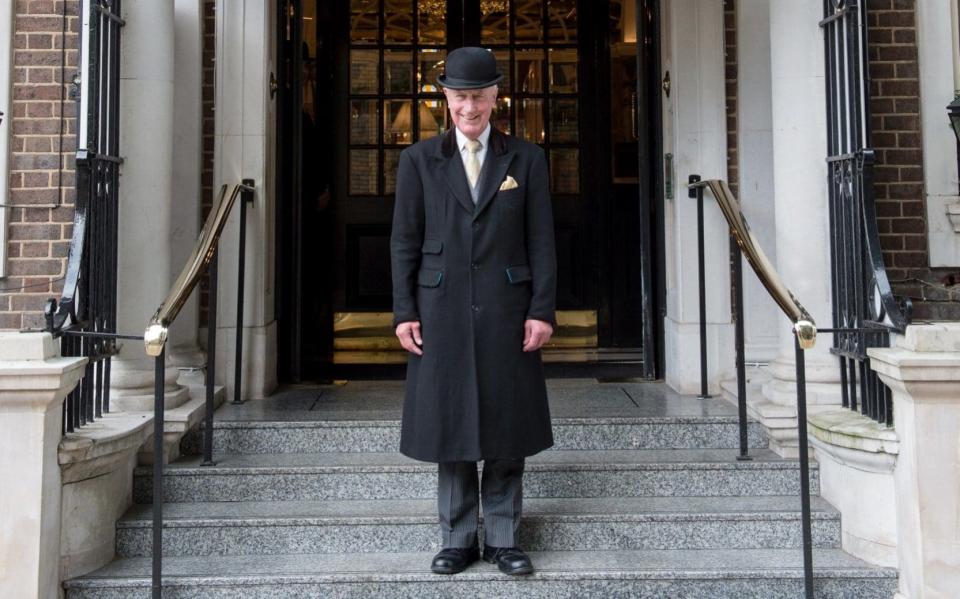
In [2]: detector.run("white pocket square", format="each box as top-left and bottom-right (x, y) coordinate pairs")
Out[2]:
(499, 175), (519, 191)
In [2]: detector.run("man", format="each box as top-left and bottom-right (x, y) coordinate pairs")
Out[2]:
(390, 46), (557, 576)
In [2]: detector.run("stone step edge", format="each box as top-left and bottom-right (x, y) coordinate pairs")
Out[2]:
(204, 416), (765, 429)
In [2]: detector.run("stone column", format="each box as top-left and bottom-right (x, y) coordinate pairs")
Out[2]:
(759, 0), (841, 456)
(110, 0), (188, 411)
(869, 323), (960, 599)
(0, 332), (86, 599)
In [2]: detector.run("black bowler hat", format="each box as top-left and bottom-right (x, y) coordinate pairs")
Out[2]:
(437, 47), (503, 90)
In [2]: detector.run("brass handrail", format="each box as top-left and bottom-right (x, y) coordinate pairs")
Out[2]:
(144, 182), (253, 356)
(690, 179), (817, 349)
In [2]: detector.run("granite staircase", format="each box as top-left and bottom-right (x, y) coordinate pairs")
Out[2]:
(64, 381), (897, 598)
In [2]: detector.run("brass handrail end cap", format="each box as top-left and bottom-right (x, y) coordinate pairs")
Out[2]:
(795, 320), (817, 350)
(144, 323), (168, 357)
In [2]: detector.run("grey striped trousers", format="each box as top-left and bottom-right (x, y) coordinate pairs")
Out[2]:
(437, 459), (525, 549)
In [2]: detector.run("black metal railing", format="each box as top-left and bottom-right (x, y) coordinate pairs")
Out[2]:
(821, 0), (909, 426)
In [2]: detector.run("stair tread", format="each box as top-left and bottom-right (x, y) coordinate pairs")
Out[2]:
(64, 548), (895, 586)
(118, 495), (838, 526)
(143, 449), (809, 474)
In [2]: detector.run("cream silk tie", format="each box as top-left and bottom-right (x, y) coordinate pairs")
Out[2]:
(465, 139), (482, 189)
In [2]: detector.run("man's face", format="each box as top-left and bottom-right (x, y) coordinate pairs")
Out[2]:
(443, 85), (498, 140)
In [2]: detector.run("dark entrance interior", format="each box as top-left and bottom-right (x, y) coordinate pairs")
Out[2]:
(276, 0), (663, 382)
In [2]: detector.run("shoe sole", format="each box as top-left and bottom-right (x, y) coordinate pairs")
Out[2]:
(431, 558), (478, 575)
(482, 556), (534, 576)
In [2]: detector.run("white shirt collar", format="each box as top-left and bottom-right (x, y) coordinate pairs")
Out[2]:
(455, 123), (491, 152)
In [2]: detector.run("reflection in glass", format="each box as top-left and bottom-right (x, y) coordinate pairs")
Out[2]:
(492, 96), (512, 135)
(384, 100), (414, 144)
(550, 98), (578, 142)
(384, 50), (414, 94)
(350, 149), (378, 194)
(350, 50), (379, 94)
(515, 49), (544, 93)
(493, 50), (510, 90)
(418, 99), (448, 139)
(550, 149), (579, 193)
(418, 0), (446, 44)
(549, 48), (578, 93)
(481, 0), (510, 44)
(350, 0), (378, 44)
(384, 0), (413, 44)
(350, 100), (378, 144)
(548, 0), (577, 42)
(515, 0), (543, 43)
(384, 149), (402, 194)
(418, 49), (446, 92)
(517, 99), (544, 143)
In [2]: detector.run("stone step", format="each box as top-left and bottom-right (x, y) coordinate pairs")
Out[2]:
(63, 548), (897, 599)
(133, 449), (818, 503)
(181, 416), (768, 454)
(115, 496), (841, 557)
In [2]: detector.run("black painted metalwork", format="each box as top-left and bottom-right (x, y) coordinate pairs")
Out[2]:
(688, 175), (710, 399)
(203, 249), (219, 466)
(233, 180), (255, 405)
(821, 0), (909, 426)
(152, 348), (165, 599)
(794, 337), (814, 599)
(730, 237), (751, 461)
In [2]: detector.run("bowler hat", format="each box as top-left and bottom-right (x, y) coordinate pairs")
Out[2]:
(437, 47), (503, 90)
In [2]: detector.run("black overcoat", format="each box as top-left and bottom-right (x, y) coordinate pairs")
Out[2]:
(390, 127), (557, 463)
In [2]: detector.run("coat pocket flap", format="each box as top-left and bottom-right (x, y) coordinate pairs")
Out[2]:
(417, 268), (443, 287)
(421, 239), (443, 254)
(505, 265), (532, 284)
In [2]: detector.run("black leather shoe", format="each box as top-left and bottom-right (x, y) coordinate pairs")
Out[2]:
(430, 546), (479, 574)
(482, 545), (534, 575)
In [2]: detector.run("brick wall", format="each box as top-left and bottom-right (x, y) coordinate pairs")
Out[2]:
(867, 0), (960, 319)
(724, 0), (738, 196)
(1, 0), (78, 330)
(199, 0), (216, 328)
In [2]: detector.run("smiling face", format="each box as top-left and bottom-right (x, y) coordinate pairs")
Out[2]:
(443, 85), (498, 140)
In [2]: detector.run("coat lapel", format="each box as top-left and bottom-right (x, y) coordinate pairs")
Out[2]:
(472, 127), (516, 221)
(437, 129), (475, 215)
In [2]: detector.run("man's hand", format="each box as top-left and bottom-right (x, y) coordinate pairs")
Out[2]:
(395, 321), (423, 355)
(523, 319), (553, 352)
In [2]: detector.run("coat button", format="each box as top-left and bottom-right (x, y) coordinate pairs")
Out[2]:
(471, 262), (479, 270)
(472, 304), (480, 312)
(473, 221), (481, 230)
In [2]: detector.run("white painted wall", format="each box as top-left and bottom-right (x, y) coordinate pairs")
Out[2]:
(916, 0), (960, 267)
(0, 0), (14, 278)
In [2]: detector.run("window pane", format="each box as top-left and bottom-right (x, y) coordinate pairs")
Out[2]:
(350, 49), (379, 94)
(418, 49), (446, 93)
(481, 0), (510, 44)
(515, 49), (544, 93)
(550, 149), (579, 193)
(384, 149), (402, 194)
(550, 98), (578, 142)
(549, 48), (578, 93)
(350, 0), (379, 44)
(384, 100), (414, 144)
(350, 149), (379, 195)
(515, 0), (543, 43)
(384, 0), (413, 44)
(418, 0), (446, 44)
(384, 50), (413, 94)
(350, 100), (378, 144)
(517, 99), (544, 143)
(492, 96), (512, 135)
(418, 99), (448, 140)
(548, 0), (577, 42)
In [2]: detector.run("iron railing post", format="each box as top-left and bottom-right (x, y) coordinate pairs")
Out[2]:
(202, 248), (219, 466)
(689, 174), (710, 398)
(152, 347), (165, 599)
(233, 180), (255, 405)
(731, 237), (750, 460)
(794, 335), (814, 599)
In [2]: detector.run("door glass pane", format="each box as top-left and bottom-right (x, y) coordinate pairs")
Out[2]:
(350, 149), (379, 194)
(350, 100), (378, 144)
(384, 50), (413, 94)
(550, 98), (578, 142)
(550, 149), (578, 193)
(418, 0), (446, 44)
(350, 0), (379, 44)
(492, 96), (512, 134)
(493, 50), (510, 90)
(548, 0), (577, 42)
(384, 0), (413, 44)
(517, 99), (544, 143)
(418, 49), (446, 92)
(515, 49), (544, 93)
(384, 100), (414, 144)
(350, 50), (379, 94)
(515, 0), (543, 43)
(481, 0), (510, 44)
(384, 149), (402, 194)
(549, 48), (578, 93)
(418, 99), (448, 139)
